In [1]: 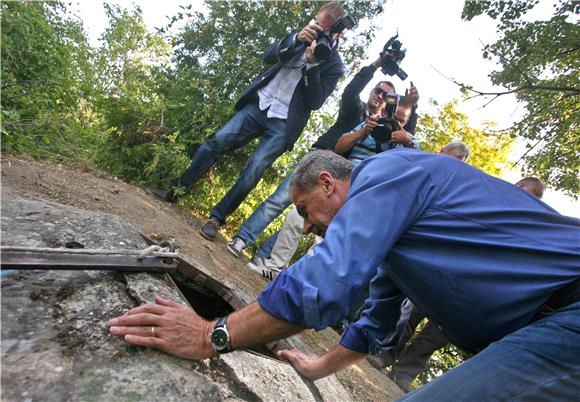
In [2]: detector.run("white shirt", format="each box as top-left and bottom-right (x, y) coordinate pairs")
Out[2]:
(257, 50), (307, 119)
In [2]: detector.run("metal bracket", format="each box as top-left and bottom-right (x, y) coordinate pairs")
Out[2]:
(1, 247), (177, 272)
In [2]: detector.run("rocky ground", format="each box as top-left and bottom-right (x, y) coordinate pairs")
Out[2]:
(1, 154), (402, 401)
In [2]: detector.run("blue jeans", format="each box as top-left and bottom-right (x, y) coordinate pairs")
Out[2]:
(256, 232), (278, 258)
(176, 102), (288, 224)
(236, 173), (293, 246)
(397, 301), (580, 401)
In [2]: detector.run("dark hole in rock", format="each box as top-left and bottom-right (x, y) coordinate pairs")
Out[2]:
(170, 271), (279, 360)
(171, 274), (234, 320)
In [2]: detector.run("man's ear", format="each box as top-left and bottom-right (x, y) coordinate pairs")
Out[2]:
(317, 171), (335, 196)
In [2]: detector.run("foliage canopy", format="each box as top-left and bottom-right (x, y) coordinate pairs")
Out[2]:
(462, 0), (579, 195)
(417, 100), (513, 176)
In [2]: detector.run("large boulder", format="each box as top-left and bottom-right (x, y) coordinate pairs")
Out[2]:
(1, 194), (351, 401)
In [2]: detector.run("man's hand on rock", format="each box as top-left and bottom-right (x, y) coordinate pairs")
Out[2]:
(278, 349), (324, 381)
(109, 295), (215, 360)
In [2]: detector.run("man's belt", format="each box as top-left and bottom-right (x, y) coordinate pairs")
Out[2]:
(544, 277), (580, 311)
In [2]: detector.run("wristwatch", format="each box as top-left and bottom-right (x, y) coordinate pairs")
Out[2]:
(210, 316), (231, 354)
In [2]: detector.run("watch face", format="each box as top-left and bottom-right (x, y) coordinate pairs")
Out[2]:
(211, 328), (229, 350)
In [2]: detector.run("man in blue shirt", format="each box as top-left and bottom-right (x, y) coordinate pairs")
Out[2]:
(110, 150), (579, 400)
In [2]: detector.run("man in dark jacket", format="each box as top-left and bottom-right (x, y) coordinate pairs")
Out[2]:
(150, 2), (345, 240)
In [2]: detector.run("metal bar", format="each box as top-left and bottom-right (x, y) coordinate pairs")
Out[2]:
(1, 246), (178, 258)
(2, 243), (287, 359)
(1, 251), (177, 272)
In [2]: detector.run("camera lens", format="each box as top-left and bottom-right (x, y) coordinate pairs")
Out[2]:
(314, 34), (332, 61)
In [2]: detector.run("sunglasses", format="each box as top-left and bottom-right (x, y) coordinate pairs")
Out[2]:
(373, 87), (388, 96)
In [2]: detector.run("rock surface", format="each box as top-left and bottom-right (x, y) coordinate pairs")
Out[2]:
(1, 194), (351, 401)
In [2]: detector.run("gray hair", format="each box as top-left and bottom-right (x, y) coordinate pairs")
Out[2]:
(516, 177), (545, 199)
(441, 141), (470, 161)
(291, 150), (352, 192)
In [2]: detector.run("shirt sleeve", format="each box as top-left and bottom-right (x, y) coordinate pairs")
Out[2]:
(340, 65), (377, 115)
(257, 152), (435, 349)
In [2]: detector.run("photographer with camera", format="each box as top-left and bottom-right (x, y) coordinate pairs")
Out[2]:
(148, 2), (349, 240)
(335, 94), (418, 161)
(228, 55), (419, 273)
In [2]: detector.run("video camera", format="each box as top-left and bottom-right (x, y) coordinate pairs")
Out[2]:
(312, 11), (356, 61)
(371, 93), (400, 144)
(380, 34), (408, 81)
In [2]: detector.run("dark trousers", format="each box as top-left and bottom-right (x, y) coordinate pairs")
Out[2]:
(391, 319), (450, 389)
(371, 306), (449, 390)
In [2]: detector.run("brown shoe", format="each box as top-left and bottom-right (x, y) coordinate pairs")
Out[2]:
(147, 187), (178, 203)
(199, 218), (221, 240)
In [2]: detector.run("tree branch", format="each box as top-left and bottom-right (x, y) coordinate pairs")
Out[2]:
(465, 85), (580, 98)
(511, 129), (554, 168)
(429, 65), (580, 106)
(478, 38), (534, 87)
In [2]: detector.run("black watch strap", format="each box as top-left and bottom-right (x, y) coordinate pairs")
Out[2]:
(211, 316), (231, 354)
(215, 316), (227, 329)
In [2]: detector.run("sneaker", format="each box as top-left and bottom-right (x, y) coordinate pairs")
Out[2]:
(199, 218), (221, 241)
(147, 187), (177, 203)
(247, 257), (281, 280)
(227, 237), (246, 258)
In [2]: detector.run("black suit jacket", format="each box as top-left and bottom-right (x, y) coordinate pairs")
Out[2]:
(236, 33), (344, 151)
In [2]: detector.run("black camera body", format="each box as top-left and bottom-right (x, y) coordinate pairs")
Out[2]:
(313, 11), (356, 61)
(381, 34), (408, 81)
(371, 93), (400, 145)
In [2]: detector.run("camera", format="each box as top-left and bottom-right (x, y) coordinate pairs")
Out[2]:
(381, 34), (408, 81)
(371, 93), (400, 144)
(312, 11), (356, 61)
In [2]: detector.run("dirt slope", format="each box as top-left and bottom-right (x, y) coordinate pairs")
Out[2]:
(1, 154), (402, 401)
